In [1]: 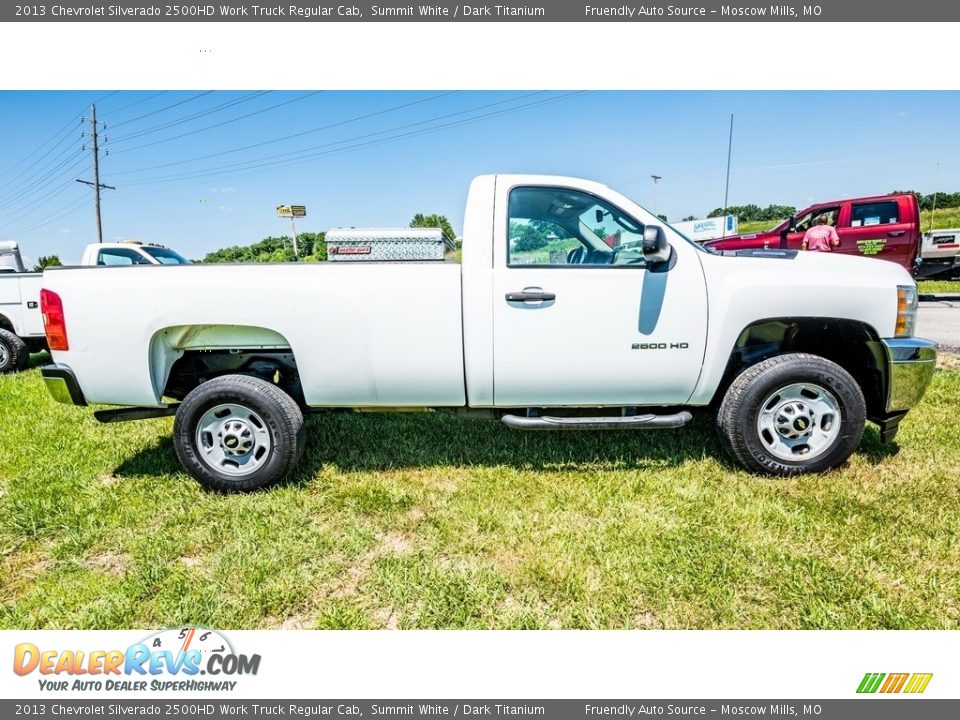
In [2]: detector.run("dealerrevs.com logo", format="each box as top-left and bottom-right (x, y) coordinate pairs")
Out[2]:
(13, 628), (260, 692)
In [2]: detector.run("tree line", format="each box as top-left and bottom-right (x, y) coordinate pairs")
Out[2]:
(703, 190), (960, 223)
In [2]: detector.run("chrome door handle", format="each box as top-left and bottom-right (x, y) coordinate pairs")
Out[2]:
(505, 291), (556, 302)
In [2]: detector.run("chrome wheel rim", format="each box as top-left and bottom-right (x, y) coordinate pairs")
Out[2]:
(195, 403), (271, 477)
(756, 382), (842, 462)
(0, 342), (8, 368)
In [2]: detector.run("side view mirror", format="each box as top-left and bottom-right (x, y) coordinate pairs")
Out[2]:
(596, 209), (605, 224)
(787, 216), (798, 232)
(642, 225), (672, 265)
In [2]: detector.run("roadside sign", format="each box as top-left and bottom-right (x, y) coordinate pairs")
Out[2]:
(277, 205), (306, 218)
(672, 214), (738, 242)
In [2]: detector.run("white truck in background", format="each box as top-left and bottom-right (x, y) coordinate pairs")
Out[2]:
(917, 228), (960, 278)
(39, 175), (936, 489)
(0, 240), (189, 373)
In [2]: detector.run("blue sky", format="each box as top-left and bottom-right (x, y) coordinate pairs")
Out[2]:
(1, 90), (958, 263)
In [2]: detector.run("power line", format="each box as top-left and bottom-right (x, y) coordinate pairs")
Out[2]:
(123, 92), (589, 190)
(112, 91), (459, 176)
(112, 91), (322, 153)
(0, 150), (86, 215)
(0, 195), (90, 242)
(125, 92), (546, 185)
(98, 90), (168, 116)
(109, 91), (271, 144)
(107, 91), (216, 129)
(0, 118), (80, 193)
(0, 155), (89, 223)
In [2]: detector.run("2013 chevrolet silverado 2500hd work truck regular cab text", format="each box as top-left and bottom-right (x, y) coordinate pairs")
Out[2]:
(39, 175), (937, 491)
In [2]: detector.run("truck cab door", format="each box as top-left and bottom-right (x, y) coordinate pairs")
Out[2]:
(842, 198), (914, 265)
(490, 182), (708, 408)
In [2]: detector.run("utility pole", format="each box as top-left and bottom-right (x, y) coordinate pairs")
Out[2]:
(722, 113), (734, 238)
(651, 175), (662, 216)
(76, 104), (115, 243)
(929, 161), (940, 233)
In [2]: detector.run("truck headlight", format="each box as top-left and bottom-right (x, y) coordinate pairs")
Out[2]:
(895, 285), (918, 337)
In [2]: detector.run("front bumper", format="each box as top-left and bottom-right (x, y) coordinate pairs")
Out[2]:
(881, 338), (937, 413)
(41, 364), (87, 406)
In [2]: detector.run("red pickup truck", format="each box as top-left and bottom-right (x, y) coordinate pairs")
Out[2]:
(704, 193), (921, 272)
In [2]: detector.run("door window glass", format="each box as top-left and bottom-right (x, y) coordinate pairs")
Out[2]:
(850, 201), (899, 227)
(507, 186), (646, 267)
(97, 248), (152, 266)
(795, 206), (841, 232)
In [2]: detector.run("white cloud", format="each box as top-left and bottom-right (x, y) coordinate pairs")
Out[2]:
(60, 227), (72, 235)
(211, 186), (237, 194)
(219, 205), (234, 213)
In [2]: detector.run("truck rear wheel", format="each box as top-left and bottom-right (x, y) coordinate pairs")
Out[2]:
(716, 353), (866, 475)
(0, 329), (29, 373)
(173, 374), (305, 492)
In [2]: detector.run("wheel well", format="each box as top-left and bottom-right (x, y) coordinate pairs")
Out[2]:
(163, 349), (304, 408)
(0, 314), (14, 333)
(717, 318), (886, 419)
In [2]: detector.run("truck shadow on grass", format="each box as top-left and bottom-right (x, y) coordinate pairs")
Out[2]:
(113, 410), (899, 486)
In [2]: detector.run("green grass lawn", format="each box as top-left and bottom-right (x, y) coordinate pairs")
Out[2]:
(918, 279), (959, 295)
(2, 354), (959, 630)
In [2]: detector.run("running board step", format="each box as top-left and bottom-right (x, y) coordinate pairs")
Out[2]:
(500, 411), (693, 431)
(94, 406), (179, 424)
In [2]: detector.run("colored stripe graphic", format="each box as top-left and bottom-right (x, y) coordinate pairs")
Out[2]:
(857, 672), (932, 694)
(857, 673), (885, 693)
(880, 673), (909, 693)
(904, 673), (933, 694)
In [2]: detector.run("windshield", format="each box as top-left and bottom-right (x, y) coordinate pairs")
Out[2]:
(142, 246), (190, 265)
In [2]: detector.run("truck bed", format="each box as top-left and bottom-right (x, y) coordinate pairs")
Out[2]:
(43, 263), (467, 408)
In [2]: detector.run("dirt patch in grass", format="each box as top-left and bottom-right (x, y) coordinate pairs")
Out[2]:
(373, 606), (400, 630)
(632, 610), (664, 630)
(265, 614), (310, 630)
(381, 531), (415, 556)
(83, 551), (129, 575)
(938, 352), (960, 372)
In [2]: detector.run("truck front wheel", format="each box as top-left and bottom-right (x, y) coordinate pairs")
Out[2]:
(0, 329), (29, 373)
(716, 353), (866, 475)
(173, 374), (305, 491)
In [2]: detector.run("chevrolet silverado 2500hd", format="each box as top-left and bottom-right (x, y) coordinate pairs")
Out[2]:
(39, 175), (937, 490)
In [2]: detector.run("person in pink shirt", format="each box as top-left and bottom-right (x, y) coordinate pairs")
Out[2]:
(801, 215), (840, 252)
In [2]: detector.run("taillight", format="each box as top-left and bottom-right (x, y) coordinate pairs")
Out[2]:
(40, 289), (69, 351)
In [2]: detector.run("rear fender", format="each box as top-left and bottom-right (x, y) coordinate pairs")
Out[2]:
(149, 324), (292, 401)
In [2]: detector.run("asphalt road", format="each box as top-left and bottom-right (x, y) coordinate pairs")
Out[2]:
(918, 298), (960, 352)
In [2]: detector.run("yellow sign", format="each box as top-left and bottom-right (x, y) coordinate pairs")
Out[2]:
(277, 205), (306, 218)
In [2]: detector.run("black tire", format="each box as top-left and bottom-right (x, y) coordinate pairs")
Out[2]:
(716, 353), (866, 476)
(173, 374), (305, 492)
(0, 328), (29, 374)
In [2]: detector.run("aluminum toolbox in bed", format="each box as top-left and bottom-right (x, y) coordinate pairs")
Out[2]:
(326, 227), (455, 262)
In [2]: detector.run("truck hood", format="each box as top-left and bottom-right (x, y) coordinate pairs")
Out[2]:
(703, 228), (780, 249)
(703, 245), (913, 285)
(695, 246), (911, 341)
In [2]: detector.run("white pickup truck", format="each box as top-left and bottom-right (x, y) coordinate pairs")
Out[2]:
(0, 240), (189, 373)
(0, 241), (44, 373)
(39, 175), (936, 490)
